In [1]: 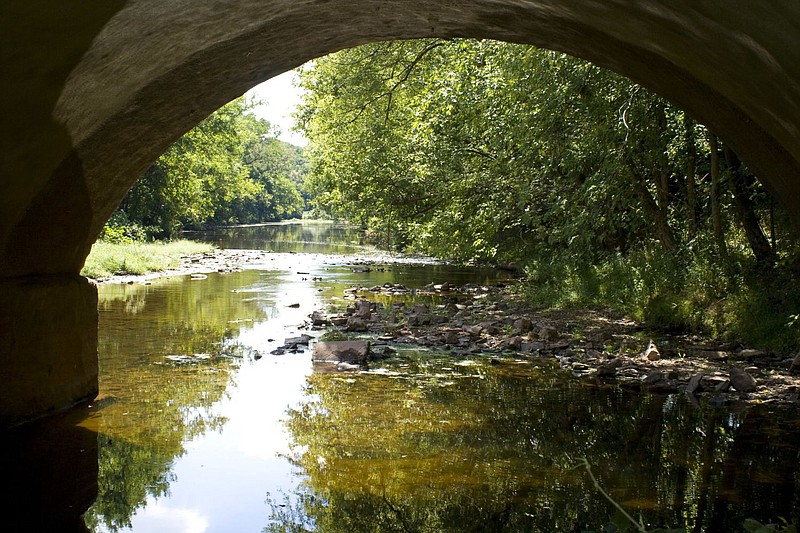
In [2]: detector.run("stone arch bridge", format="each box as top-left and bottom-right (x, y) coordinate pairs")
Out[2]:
(2, 0), (800, 427)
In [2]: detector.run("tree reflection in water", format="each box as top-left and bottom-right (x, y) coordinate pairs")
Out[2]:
(268, 350), (800, 532)
(84, 271), (273, 531)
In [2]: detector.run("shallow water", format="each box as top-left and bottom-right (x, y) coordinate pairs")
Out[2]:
(2, 222), (799, 532)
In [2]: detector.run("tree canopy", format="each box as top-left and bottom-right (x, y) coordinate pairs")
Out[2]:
(108, 96), (308, 240)
(297, 39), (800, 350)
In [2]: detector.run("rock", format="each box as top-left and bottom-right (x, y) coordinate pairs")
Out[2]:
(330, 316), (348, 326)
(442, 330), (461, 345)
(407, 314), (431, 327)
(685, 374), (703, 395)
(702, 375), (728, 390)
(648, 381), (679, 393)
(790, 352), (800, 374)
(596, 358), (623, 377)
(539, 326), (559, 341)
(642, 371), (665, 385)
(715, 380), (731, 392)
(730, 367), (757, 392)
(465, 325), (483, 337)
(354, 300), (372, 318)
(346, 317), (368, 332)
(644, 339), (661, 361)
(313, 340), (370, 364)
(737, 348), (766, 360)
(512, 318), (533, 335)
(699, 350), (728, 361)
(284, 334), (311, 346)
(409, 304), (429, 315)
(310, 311), (328, 326)
(506, 336), (523, 350)
(520, 341), (545, 352)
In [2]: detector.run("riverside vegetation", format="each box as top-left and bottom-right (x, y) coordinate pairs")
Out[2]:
(298, 38), (800, 354)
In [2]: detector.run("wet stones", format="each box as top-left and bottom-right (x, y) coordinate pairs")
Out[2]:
(299, 280), (797, 404)
(271, 334), (312, 355)
(685, 374), (703, 395)
(596, 357), (623, 377)
(643, 339), (661, 361)
(313, 340), (370, 365)
(730, 366), (758, 392)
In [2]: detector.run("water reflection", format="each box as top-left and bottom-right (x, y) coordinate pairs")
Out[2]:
(269, 351), (800, 532)
(85, 271), (281, 531)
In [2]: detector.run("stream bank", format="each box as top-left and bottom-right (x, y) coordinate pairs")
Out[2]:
(94, 246), (800, 406)
(305, 274), (800, 407)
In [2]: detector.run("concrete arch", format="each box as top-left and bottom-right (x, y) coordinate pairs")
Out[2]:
(3, 0), (800, 425)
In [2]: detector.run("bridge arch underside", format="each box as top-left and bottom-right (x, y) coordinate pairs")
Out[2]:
(3, 0), (800, 426)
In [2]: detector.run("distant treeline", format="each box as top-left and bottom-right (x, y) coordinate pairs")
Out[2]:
(104, 97), (308, 242)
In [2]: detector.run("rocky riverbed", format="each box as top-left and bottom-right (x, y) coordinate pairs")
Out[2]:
(96, 247), (800, 406)
(304, 279), (800, 407)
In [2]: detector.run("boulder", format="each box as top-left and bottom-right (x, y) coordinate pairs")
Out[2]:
(685, 374), (703, 395)
(346, 317), (368, 332)
(512, 318), (533, 335)
(284, 334), (311, 346)
(596, 358), (623, 377)
(313, 341), (370, 364)
(730, 367), (757, 392)
(442, 330), (461, 345)
(354, 300), (373, 318)
(643, 339), (661, 361)
(539, 326), (559, 341)
(409, 303), (429, 315)
(642, 371), (665, 385)
(310, 311), (328, 326)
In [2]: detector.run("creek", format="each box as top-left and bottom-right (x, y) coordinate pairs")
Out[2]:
(3, 221), (800, 532)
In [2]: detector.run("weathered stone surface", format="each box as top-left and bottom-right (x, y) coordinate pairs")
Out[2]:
(0, 275), (98, 429)
(642, 371), (665, 385)
(284, 334), (311, 346)
(596, 358), (623, 377)
(346, 317), (368, 332)
(313, 341), (370, 364)
(686, 374), (703, 395)
(353, 300), (372, 318)
(512, 318), (533, 335)
(644, 339), (661, 361)
(730, 367), (758, 392)
(539, 327), (559, 341)
(310, 311), (328, 326)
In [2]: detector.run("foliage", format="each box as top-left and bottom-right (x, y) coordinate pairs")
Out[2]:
(297, 38), (800, 351)
(81, 239), (214, 279)
(112, 96), (308, 239)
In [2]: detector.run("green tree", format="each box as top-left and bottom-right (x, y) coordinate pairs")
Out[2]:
(113, 97), (309, 237)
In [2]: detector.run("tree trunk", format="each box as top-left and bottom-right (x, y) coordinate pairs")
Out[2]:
(707, 132), (727, 255)
(725, 147), (775, 264)
(685, 117), (698, 236)
(621, 151), (678, 251)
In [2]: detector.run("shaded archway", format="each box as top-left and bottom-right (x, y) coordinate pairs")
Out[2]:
(3, 0), (800, 426)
